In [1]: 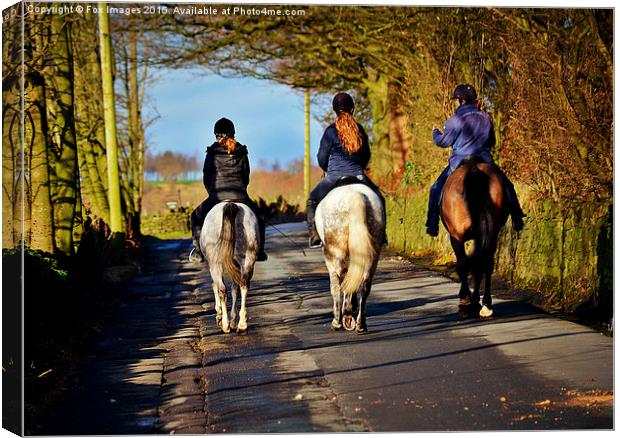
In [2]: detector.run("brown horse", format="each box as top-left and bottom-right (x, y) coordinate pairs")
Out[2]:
(440, 158), (509, 318)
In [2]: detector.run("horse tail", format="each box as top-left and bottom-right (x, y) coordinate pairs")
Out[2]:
(464, 165), (495, 267)
(341, 192), (376, 295)
(216, 202), (243, 286)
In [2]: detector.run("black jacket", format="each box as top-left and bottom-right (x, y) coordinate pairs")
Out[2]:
(317, 123), (371, 176)
(203, 141), (250, 199)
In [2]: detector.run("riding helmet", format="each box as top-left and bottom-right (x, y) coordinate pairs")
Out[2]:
(214, 118), (235, 136)
(451, 84), (477, 103)
(332, 92), (355, 114)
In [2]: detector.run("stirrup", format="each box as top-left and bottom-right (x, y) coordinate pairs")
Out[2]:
(189, 247), (204, 263)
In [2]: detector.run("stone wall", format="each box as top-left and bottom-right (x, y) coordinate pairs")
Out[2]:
(141, 211), (190, 237)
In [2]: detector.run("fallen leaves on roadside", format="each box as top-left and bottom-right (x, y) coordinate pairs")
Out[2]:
(515, 414), (542, 422)
(562, 389), (613, 408)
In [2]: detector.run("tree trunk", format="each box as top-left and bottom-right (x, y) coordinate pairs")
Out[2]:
(127, 27), (142, 238)
(72, 12), (110, 223)
(303, 89), (311, 202)
(2, 9), (23, 249)
(24, 17), (54, 253)
(387, 82), (413, 172)
(45, 11), (79, 255)
(98, 3), (123, 235)
(362, 70), (391, 176)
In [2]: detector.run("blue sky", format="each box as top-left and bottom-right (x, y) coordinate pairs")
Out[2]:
(145, 68), (326, 169)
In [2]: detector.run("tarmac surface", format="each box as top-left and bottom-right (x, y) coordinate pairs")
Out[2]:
(42, 223), (613, 434)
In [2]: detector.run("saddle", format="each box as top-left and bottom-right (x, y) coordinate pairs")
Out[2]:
(457, 155), (486, 169)
(334, 175), (365, 188)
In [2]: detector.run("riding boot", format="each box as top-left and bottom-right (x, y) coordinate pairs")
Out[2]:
(377, 194), (388, 246)
(502, 176), (526, 232)
(306, 199), (322, 248)
(257, 217), (268, 261)
(189, 225), (204, 262)
(425, 192), (440, 237)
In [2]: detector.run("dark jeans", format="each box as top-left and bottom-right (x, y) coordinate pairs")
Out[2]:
(425, 165), (524, 230)
(426, 167), (452, 229)
(190, 193), (265, 253)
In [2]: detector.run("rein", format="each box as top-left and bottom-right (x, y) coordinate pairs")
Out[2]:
(267, 223), (307, 257)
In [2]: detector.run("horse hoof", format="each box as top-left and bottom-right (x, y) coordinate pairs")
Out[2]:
(222, 324), (231, 334)
(237, 327), (248, 335)
(355, 325), (368, 334)
(479, 305), (493, 318)
(343, 315), (355, 331)
(331, 322), (343, 331)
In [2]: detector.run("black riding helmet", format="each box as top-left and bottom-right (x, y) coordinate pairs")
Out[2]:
(332, 92), (355, 114)
(451, 84), (477, 103)
(214, 117), (235, 136)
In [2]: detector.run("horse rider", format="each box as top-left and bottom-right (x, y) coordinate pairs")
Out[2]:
(426, 83), (525, 237)
(189, 118), (268, 262)
(306, 92), (386, 248)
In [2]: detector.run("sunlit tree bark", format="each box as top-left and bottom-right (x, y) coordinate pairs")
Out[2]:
(24, 15), (54, 253)
(2, 5), (23, 249)
(45, 10), (79, 255)
(98, 3), (123, 235)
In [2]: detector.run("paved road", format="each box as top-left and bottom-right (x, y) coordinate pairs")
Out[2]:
(42, 223), (613, 434)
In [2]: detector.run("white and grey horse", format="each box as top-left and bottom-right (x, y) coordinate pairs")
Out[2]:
(315, 184), (385, 333)
(200, 201), (259, 334)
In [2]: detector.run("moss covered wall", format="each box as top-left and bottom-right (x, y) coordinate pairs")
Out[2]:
(386, 188), (612, 313)
(141, 211), (190, 237)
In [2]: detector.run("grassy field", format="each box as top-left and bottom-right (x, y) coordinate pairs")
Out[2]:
(142, 167), (323, 215)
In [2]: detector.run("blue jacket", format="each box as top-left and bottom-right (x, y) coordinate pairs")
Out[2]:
(317, 123), (370, 176)
(432, 103), (494, 171)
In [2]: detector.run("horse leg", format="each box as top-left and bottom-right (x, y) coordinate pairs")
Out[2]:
(211, 269), (224, 327)
(355, 279), (370, 334)
(327, 258), (344, 331)
(471, 266), (482, 311)
(329, 271), (344, 330)
(237, 282), (249, 334)
(213, 275), (230, 333)
(229, 282), (239, 331)
(451, 238), (471, 307)
(480, 255), (495, 318)
(338, 257), (357, 332)
(342, 292), (356, 331)
(356, 261), (377, 334)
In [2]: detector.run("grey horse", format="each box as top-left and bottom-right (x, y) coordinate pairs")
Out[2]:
(200, 202), (259, 334)
(315, 184), (385, 333)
